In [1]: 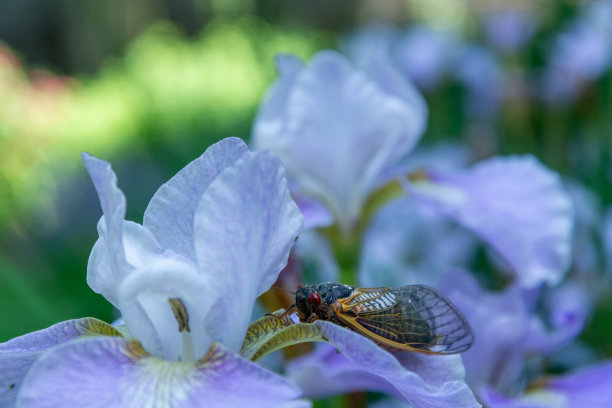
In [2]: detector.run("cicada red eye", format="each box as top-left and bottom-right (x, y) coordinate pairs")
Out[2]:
(297, 284), (304, 289)
(309, 292), (321, 305)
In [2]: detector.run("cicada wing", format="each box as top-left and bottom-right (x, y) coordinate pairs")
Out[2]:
(336, 285), (473, 354)
(339, 287), (397, 313)
(390, 285), (473, 354)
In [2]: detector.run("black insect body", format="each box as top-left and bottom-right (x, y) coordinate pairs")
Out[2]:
(293, 282), (473, 354)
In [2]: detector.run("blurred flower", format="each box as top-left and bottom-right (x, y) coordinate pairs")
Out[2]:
(253, 50), (427, 233)
(541, 0), (612, 104)
(482, 9), (538, 53)
(453, 45), (504, 119)
(439, 269), (591, 399)
(408, 155), (573, 288)
(480, 360), (612, 408)
(0, 138), (306, 407)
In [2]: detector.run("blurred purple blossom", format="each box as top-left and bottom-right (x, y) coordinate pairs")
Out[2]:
(253, 50), (427, 232)
(541, 0), (612, 104)
(482, 9), (539, 53)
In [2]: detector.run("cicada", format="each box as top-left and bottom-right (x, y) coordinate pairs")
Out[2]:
(288, 282), (473, 354)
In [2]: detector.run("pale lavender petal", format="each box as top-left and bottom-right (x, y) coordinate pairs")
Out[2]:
(0, 318), (119, 407)
(87, 219), (162, 307)
(438, 269), (529, 394)
(287, 344), (399, 399)
(526, 281), (590, 354)
(254, 51), (426, 231)
(294, 196), (333, 229)
(481, 360), (612, 408)
(16, 337), (308, 408)
(293, 321), (480, 408)
(546, 360), (612, 407)
(361, 50), (428, 148)
(253, 53), (303, 145)
(360, 198), (477, 288)
(82, 153), (131, 286)
(194, 150), (303, 353)
(143, 137), (249, 262)
(410, 155), (573, 288)
(117, 255), (214, 361)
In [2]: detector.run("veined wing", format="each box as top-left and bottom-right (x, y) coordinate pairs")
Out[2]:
(339, 287), (398, 314)
(336, 285), (473, 354)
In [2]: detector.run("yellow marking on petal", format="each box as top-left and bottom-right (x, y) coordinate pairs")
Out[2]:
(78, 318), (123, 337)
(118, 341), (221, 408)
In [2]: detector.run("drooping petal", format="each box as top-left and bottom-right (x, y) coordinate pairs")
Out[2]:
(87, 219), (162, 307)
(194, 150), (303, 353)
(409, 155), (573, 288)
(117, 255), (215, 361)
(143, 137), (249, 262)
(254, 51), (426, 231)
(0, 318), (120, 407)
(16, 337), (309, 408)
(290, 321), (480, 408)
(82, 153), (132, 286)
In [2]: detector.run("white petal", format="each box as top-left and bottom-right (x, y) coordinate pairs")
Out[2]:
(254, 51), (427, 231)
(143, 137), (250, 262)
(117, 256), (214, 361)
(194, 150), (303, 353)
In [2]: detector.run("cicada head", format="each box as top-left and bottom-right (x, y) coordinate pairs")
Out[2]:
(295, 282), (354, 320)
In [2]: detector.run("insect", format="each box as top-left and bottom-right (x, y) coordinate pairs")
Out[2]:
(287, 282), (473, 354)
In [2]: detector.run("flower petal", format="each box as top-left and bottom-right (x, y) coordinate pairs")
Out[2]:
(117, 255), (214, 361)
(194, 150), (303, 353)
(143, 137), (249, 262)
(288, 321), (480, 408)
(87, 219), (162, 307)
(0, 318), (119, 407)
(437, 269), (529, 394)
(254, 51), (426, 230)
(82, 153), (131, 286)
(16, 337), (309, 408)
(287, 344), (399, 399)
(526, 281), (590, 354)
(410, 155), (573, 288)
(480, 361), (612, 408)
(360, 198), (477, 288)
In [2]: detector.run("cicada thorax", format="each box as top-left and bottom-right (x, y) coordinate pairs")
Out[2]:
(294, 282), (473, 355)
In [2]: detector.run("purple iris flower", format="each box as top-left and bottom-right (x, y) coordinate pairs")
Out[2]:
(541, 0), (612, 103)
(0, 138), (307, 408)
(253, 50), (427, 233)
(482, 9), (538, 53)
(254, 50), (573, 289)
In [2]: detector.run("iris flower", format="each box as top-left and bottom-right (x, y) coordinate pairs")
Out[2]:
(0, 137), (306, 408)
(253, 50), (573, 289)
